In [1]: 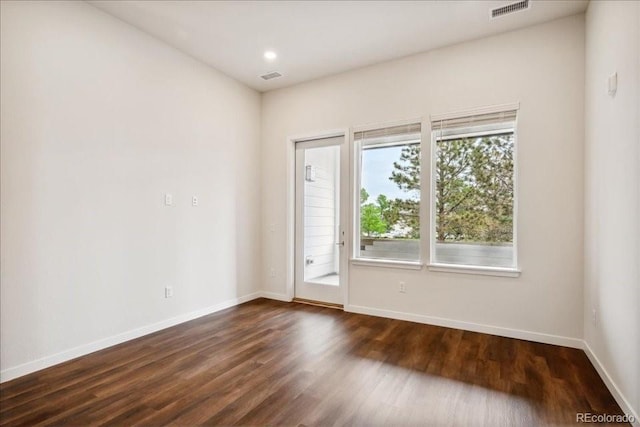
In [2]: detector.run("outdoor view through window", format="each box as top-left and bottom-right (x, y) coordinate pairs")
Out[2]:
(356, 112), (516, 268)
(433, 115), (516, 269)
(358, 124), (421, 261)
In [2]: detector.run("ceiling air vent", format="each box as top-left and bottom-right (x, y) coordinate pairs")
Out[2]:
(260, 71), (282, 80)
(491, 0), (530, 18)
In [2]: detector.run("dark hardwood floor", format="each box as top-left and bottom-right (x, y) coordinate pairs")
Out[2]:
(0, 299), (626, 426)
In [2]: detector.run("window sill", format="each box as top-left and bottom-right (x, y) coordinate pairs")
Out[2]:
(427, 263), (521, 277)
(350, 258), (423, 270)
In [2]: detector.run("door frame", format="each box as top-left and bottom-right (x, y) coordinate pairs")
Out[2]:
(286, 129), (350, 307)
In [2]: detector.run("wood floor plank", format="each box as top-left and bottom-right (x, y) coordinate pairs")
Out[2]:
(0, 299), (629, 426)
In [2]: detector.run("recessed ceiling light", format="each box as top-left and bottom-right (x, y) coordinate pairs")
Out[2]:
(264, 51), (277, 61)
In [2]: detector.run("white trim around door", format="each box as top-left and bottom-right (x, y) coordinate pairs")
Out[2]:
(286, 130), (350, 307)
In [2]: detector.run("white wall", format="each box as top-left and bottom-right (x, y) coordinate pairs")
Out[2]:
(0, 1), (261, 379)
(584, 0), (640, 419)
(262, 15), (585, 343)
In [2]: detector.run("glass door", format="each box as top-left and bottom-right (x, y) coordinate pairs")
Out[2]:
(294, 135), (346, 305)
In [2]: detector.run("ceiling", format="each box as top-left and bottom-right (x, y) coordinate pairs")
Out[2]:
(89, 0), (588, 92)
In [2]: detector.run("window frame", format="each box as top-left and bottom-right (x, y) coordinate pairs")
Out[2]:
(428, 112), (520, 277)
(351, 119), (424, 267)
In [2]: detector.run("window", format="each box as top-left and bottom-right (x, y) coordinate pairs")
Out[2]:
(430, 108), (517, 269)
(355, 123), (422, 262)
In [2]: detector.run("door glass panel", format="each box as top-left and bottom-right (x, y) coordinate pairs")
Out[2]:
(303, 145), (340, 286)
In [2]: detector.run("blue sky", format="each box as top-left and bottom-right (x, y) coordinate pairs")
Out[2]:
(361, 146), (408, 202)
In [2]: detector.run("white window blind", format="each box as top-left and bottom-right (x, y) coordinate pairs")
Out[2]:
(355, 123), (421, 147)
(432, 108), (518, 139)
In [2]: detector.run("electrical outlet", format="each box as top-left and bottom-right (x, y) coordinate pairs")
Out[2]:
(269, 268), (276, 278)
(399, 281), (406, 293)
(192, 196), (198, 207)
(592, 308), (597, 327)
(164, 193), (173, 206)
(165, 286), (173, 298)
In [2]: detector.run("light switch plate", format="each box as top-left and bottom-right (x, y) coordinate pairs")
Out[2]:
(608, 72), (617, 96)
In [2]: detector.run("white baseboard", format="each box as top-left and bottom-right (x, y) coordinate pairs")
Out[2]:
(260, 291), (292, 302)
(583, 341), (640, 426)
(344, 304), (584, 349)
(0, 291), (263, 383)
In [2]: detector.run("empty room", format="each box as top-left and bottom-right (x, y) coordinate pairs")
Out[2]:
(1, 0), (638, 425)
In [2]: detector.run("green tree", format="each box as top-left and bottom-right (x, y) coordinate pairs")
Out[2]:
(387, 143), (421, 238)
(435, 138), (481, 241)
(390, 198), (420, 238)
(434, 135), (514, 242)
(390, 144), (421, 192)
(469, 135), (514, 242)
(360, 188), (370, 205)
(389, 135), (513, 243)
(376, 194), (399, 233)
(360, 189), (387, 236)
(361, 204), (387, 237)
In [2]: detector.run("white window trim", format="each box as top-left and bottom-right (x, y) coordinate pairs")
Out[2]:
(427, 263), (520, 277)
(350, 258), (424, 270)
(352, 117), (424, 266)
(429, 106), (519, 273)
(430, 102), (520, 122)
